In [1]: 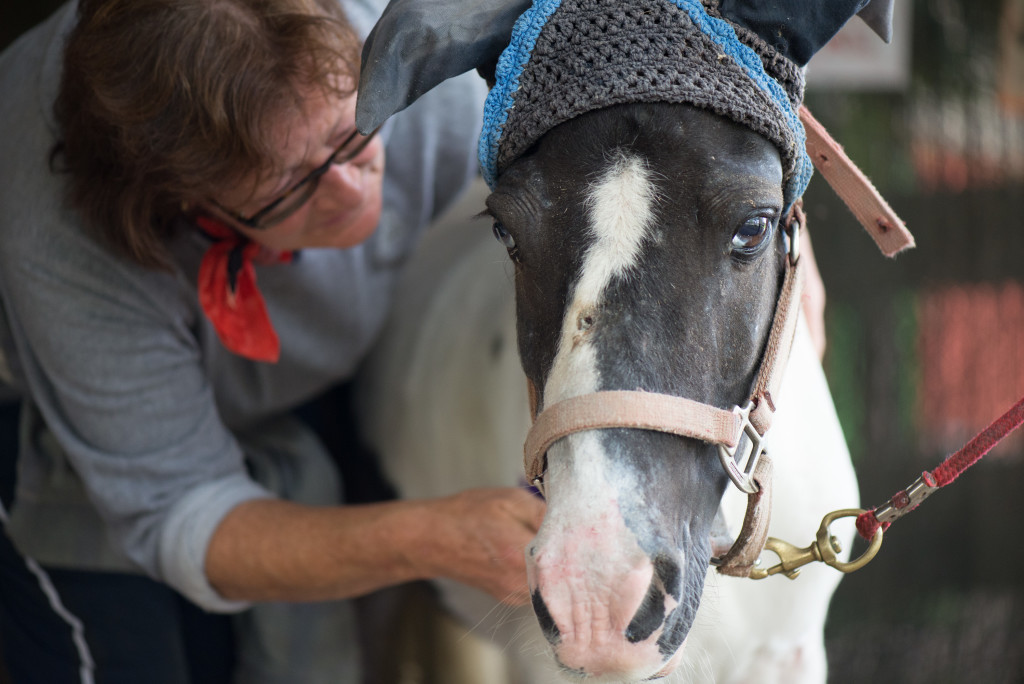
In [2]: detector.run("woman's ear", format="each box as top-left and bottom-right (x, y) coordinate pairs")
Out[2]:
(355, 0), (530, 134)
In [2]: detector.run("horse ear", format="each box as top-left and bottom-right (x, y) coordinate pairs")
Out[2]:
(856, 0), (894, 43)
(716, 0), (894, 66)
(355, 0), (531, 134)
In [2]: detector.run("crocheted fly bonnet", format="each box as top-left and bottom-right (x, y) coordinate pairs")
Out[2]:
(481, 0), (812, 212)
(356, 0), (895, 215)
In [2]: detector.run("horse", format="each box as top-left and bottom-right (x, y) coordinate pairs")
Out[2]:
(354, 0), (906, 680)
(357, 105), (859, 683)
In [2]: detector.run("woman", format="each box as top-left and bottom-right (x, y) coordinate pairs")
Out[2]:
(0, 0), (544, 681)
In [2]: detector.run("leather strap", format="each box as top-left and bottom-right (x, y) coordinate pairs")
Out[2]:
(748, 203), (807, 434)
(527, 377), (540, 421)
(523, 391), (742, 483)
(712, 454), (774, 577)
(799, 106), (915, 257)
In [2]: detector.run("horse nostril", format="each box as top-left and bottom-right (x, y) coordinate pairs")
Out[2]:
(625, 581), (666, 643)
(531, 589), (561, 645)
(653, 554), (682, 601)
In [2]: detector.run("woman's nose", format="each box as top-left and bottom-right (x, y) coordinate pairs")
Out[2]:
(318, 135), (383, 198)
(345, 131), (384, 169)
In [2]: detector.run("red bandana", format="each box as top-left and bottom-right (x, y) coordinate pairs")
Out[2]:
(195, 216), (292, 363)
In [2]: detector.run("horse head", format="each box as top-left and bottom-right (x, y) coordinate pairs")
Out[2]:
(357, 0), (895, 679)
(495, 101), (785, 678)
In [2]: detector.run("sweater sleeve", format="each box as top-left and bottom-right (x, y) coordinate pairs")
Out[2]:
(0, 211), (273, 611)
(0, 2), (276, 612)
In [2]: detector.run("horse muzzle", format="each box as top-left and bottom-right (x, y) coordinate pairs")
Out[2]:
(525, 491), (689, 681)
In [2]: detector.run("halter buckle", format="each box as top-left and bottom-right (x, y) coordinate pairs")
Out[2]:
(530, 476), (547, 499)
(784, 211), (801, 265)
(717, 401), (764, 494)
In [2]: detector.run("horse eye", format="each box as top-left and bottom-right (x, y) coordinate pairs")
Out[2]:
(731, 216), (771, 252)
(492, 221), (517, 251)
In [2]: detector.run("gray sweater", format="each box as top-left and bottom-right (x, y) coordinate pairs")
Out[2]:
(0, 0), (486, 612)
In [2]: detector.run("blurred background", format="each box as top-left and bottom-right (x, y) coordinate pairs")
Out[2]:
(3, 1), (1023, 682)
(803, 1), (1024, 682)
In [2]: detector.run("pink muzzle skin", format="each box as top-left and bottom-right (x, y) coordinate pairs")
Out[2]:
(526, 496), (685, 680)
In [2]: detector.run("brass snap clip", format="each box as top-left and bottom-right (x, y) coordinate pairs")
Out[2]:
(749, 509), (884, 580)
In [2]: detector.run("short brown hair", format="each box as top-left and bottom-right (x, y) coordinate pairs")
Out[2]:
(55, 0), (361, 268)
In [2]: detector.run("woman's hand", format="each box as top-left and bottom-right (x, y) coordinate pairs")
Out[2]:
(413, 487), (546, 605)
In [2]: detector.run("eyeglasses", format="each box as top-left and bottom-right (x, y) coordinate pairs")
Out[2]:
(211, 125), (381, 230)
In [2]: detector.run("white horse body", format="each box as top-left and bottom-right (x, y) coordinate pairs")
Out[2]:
(356, 182), (858, 683)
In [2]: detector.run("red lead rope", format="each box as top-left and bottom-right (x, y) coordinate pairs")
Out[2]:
(856, 394), (1024, 541)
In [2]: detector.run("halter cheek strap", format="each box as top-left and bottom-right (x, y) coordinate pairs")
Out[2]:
(711, 454), (774, 577)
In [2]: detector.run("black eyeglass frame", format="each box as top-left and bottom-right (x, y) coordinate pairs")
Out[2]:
(210, 125), (381, 230)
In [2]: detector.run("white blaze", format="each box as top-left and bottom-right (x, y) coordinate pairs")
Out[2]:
(543, 152), (657, 405)
(539, 152), (657, 503)
(530, 153), (669, 679)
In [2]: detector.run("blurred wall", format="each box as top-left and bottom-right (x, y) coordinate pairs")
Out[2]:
(805, 2), (1024, 682)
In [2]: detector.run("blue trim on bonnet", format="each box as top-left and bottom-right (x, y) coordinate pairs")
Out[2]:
(670, 0), (811, 209)
(479, 0), (812, 209)
(479, 0), (563, 188)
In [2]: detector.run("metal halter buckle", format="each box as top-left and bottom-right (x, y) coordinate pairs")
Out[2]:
(784, 216), (801, 265)
(716, 401), (764, 495)
(530, 476), (547, 499)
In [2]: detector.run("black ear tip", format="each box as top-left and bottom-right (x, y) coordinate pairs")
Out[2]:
(857, 0), (895, 43)
(355, 0), (532, 133)
(356, 52), (408, 134)
(355, 32), (400, 135)
(355, 93), (387, 136)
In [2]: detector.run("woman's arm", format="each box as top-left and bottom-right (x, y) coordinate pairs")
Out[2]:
(206, 486), (545, 605)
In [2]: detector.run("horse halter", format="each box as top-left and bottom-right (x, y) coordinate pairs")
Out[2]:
(524, 202), (805, 491)
(521, 200), (804, 574)
(522, 107), (916, 578)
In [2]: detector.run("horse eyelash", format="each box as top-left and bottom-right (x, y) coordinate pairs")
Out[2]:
(476, 209), (523, 264)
